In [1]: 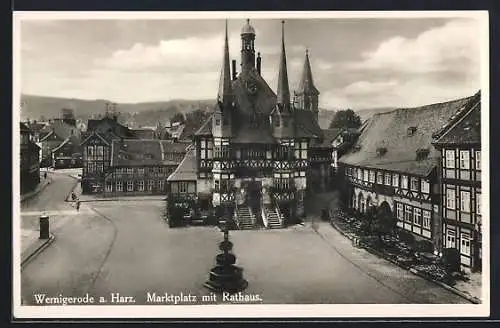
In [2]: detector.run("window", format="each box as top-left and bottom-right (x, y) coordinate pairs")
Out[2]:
(404, 205), (412, 222)
(127, 168), (133, 174)
(475, 151), (481, 171)
(446, 229), (456, 248)
(397, 203), (403, 220)
(401, 175), (408, 189)
(410, 177), (419, 191)
(127, 181), (134, 191)
(148, 180), (154, 191)
(138, 168), (145, 175)
(445, 150), (455, 168)
(87, 146), (94, 156)
(377, 172), (383, 184)
(460, 150), (470, 169)
(369, 170), (375, 183)
(158, 180), (164, 191)
(460, 233), (471, 255)
(97, 163), (104, 172)
(446, 188), (456, 209)
(215, 119), (221, 126)
(116, 181), (123, 192)
(274, 117), (280, 127)
(460, 191), (470, 213)
(105, 180), (113, 192)
(137, 180), (144, 192)
(385, 173), (391, 186)
(421, 180), (430, 193)
(363, 170), (369, 182)
(392, 174), (399, 187)
(423, 211), (431, 229)
(476, 193), (481, 215)
(413, 208), (422, 226)
(179, 182), (188, 193)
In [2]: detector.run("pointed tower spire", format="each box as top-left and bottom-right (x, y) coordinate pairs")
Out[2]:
(217, 19), (232, 106)
(298, 49), (319, 96)
(277, 20), (290, 109)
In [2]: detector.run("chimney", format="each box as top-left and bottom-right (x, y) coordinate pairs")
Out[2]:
(256, 52), (261, 75)
(231, 60), (237, 80)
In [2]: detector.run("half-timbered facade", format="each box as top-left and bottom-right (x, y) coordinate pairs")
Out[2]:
(432, 91), (481, 272)
(339, 94), (476, 252)
(80, 115), (136, 194)
(167, 20), (331, 229)
(103, 139), (188, 196)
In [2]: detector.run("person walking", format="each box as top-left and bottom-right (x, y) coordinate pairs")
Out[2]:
(44, 172), (47, 180)
(76, 199), (80, 212)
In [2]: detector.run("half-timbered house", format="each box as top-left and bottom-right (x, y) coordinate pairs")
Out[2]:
(167, 20), (332, 229)
(339, 94), (476, 252)
(432, 91), (481, 272)
(103, 139), (188, 196)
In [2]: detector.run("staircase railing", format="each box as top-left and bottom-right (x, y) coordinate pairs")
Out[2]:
(233, 203), (241, 230)
(261, 199), (269, 229)
(248, 206), (256, 227)
(274, 202), (284, 228)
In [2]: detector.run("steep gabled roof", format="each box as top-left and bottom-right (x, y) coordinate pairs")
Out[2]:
(339, 95), (473, 176)
(39, 120), (79, 142)
(111, 139), (188, 167)
(52, 135), (81, 153)
(194, 115), (213, 136)
(167, 148), (197, 182)
(433, 91), (481, 146)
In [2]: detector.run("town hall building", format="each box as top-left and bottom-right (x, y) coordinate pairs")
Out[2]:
(167, 20), (334, 229)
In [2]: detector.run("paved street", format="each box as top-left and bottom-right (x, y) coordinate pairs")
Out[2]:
(21, 192), (468, 305)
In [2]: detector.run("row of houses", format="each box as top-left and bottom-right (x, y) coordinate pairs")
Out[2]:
(338, 91), (481, 272)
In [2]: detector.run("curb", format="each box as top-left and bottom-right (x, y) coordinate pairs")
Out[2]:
(78, 198), (167, 203)
(21, 234), (56, 269)
(328, 219), (481, 304)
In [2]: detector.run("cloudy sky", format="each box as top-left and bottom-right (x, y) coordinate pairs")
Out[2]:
(19, 14), (484, 109)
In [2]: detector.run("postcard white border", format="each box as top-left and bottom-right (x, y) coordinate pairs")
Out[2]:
(12, 10), (490, 319)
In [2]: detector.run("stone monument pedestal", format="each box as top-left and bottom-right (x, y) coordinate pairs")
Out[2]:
(204, 225), (248, 293)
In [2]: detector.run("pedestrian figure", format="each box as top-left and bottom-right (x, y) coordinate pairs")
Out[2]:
(76, 199), (80, 212)
(44, 172), (47, 179)
(71, 192), (76, 201)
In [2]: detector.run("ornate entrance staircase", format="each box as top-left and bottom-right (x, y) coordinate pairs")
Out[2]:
(234, 205), (258, 230)
(262, 204), (284, 229)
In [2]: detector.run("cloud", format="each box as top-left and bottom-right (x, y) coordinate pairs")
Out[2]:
(321, 18), (482, 109)
(350, 18), (480, 75)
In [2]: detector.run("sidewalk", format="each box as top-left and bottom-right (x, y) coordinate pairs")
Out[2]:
(20, 229), (55, 268)
(21, 173), (52, 203)
(328, 215), (482, 303)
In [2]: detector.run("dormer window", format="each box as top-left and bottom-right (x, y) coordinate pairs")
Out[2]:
(407, 126), (417, 136)
(376, 147), (387, 156)
(416, 148), (430, 161)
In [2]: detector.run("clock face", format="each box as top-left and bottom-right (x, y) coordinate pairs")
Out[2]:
(246, 79), (258, 95)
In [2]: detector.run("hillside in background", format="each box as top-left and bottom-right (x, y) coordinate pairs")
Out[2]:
(20, 94), (215, 124)
(20, 94), (389, 131)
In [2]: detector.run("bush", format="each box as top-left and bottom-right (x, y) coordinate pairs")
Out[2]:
(442, 248), (461, 273)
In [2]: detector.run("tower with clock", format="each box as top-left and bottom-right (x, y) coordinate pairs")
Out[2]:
(167, 19), (334, 231)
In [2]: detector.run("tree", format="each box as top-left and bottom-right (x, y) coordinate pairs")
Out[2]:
(329, 109), (362, 129)
(170, 112), (185, 125)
